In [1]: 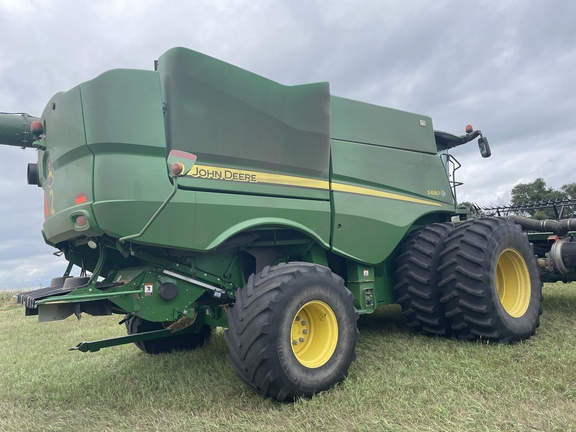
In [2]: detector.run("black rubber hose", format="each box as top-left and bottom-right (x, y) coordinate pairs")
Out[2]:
(508, 215), (576, 236)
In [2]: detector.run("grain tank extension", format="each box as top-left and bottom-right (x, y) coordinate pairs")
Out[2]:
(2, 47), (575, 401)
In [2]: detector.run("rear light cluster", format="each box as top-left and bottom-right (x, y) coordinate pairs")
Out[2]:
(75, 215), (88, 227)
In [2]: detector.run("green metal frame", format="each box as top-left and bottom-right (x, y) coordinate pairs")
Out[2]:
(3, 47), (486, 352)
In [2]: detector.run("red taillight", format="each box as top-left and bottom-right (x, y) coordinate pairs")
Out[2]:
(75, 192), (87, 205)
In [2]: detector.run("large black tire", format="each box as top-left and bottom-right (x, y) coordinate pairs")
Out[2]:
(224, 262), (359, 401)
(124, 315), (211, 354)
(438, 217), (542, 343)
(393, 223), (455, 336)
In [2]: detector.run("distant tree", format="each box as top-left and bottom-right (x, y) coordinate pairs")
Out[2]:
(511, 178), (575, 219)
(562, 183), (576, 200)
(560, 183), (576, 219)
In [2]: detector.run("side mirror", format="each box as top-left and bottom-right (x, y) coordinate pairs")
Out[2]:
(478, 136), (491, 158)
(167, 150), (197, 177)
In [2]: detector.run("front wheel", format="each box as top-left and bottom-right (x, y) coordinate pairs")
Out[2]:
(224, 262), (359, 401)
(439, 217), (542, 343)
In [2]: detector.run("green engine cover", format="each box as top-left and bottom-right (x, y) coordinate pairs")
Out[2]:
(32, 46), (455, 268)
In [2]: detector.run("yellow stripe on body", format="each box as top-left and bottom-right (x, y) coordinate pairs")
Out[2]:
(185, 164), (330, 190)
(331, 182), (443, 207)
(185, 164), (442, 207)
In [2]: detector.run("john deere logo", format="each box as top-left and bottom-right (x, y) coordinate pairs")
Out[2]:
(189, 166), (258, 183)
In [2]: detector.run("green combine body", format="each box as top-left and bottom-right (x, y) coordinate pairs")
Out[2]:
(2, 47), (575, 401)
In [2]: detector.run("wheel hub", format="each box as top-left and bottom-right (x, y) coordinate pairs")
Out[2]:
(496, 248), (531, 318)
(290, 300), (338, 368)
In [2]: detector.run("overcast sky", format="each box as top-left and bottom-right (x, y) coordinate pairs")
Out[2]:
(1, 0), (575, 289)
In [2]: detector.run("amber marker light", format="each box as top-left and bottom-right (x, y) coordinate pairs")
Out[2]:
(171, 162), (185, 176)
(30, 120), (44, 136)
(465, 124), (474, 133)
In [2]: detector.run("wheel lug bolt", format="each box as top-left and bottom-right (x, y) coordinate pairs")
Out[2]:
(295, 316), (301, 321)
(293, 340), (298, 345)
(299, 337), (305, 343)
(302, 329), (308, 334)
(301, 321), (307, 325)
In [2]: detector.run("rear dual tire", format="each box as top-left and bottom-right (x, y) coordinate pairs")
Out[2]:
(395, 218), (542, 343)
(393, 223), (455, 336)
(439, 217), (542, 342)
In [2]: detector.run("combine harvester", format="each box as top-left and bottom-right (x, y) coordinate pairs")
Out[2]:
(1, 47), (575, 401)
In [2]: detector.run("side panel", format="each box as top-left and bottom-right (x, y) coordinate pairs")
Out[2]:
(192, 191), (331, 250)
(330, 139), (454, 264)
(81, 69), (198, 249)
(331, 96), (437, 154)
(40, 87), (97, 245)
(157, 47), (331, 201)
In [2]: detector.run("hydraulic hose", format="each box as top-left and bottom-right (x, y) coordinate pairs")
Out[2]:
(508, 215), (576, 237)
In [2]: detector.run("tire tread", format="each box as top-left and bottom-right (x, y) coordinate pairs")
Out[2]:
(393, 223), (455, 336)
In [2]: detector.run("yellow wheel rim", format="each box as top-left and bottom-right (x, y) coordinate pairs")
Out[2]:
(290, 300), (338, 368)
(496, 248), (531, 318)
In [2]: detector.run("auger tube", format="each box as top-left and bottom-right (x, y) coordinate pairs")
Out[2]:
(0, 112), (40, 148)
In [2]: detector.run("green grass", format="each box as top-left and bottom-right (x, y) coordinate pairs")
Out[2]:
(1, 284), (576, 431)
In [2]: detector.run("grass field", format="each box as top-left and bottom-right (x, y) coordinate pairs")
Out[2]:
(1, 283), (576, 432)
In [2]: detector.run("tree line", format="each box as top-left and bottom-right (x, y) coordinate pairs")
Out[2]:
(463, 178), (576, 220)
(510, 178), (575, 219)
